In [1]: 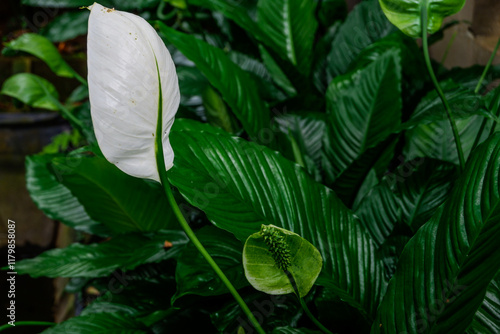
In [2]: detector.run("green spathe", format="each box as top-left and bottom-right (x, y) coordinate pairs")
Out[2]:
(243, 225), (322, 297)
(379, 0), (466, 37)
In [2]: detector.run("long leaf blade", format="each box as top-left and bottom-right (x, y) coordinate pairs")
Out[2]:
(372, 134), (500, 333)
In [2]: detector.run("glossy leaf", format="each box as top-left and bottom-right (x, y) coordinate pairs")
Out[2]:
(3, 33), (80, 80)
(173, 226), (248, 302)
(372, 134), (500, 333)
(41, 10), (90, 42)
(275, 113), (327, 178)
(402, 80), (490, 130)
(88, 3), (179, 182)
(467, 273), (500, 334)
(393, 159), (457, 231)
(1, 73), (60, 111)
(326, 0), (396, 78)
(243, 225), (322, 297)
(323, 49), (402, 180)
(355, 158), (456, 248)
(50, 155), (176, 234)
(257, 0), (318, 75)
(259, 45), (297, 97)
(404, 115), (487, 165)
(26, 154), (110, 236)
(168, 120), (387, 320)
(158, 23), (270, 139)
(187, 0), (275, 53)
(379, 0), (466, 37)
(16, 231), (187, 278)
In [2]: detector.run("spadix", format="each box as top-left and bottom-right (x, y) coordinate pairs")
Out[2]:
(87, 2), (179, 182)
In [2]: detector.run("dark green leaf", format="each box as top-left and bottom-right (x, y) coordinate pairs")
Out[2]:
(50, 155), (176, 234)
(41, 11), (90, 42)
(467, 272), (500, 334)
(402, 80), (490, 130)
(257, 0), (318, 75)
(323, 49), (402, 180)
(272, 327), (322, 334)
(259, 45), (297, 97)
(16, 231), (187, 278)
(275, 113), (326, 179)
(229, 50), (287, 102)
(393, 159), (457, 231)
(173, 226), (247, 303)
(404, 115), (488, 165)
(26, 154), (111, 236)
(372, 134), (500, 333)
(41, 312), (148, 334)
(187, 0), (274, 51)
(169, 120), (387, 320)
(210, 289), (302, 333)
(326, 0), (396, 78)
(158, 23), (270, 138)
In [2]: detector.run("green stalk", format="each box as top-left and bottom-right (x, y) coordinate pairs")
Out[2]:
(440, 30), (457, 66)
(158, 178), (265, 334)
(421, 1), (465, 171)
(474, 38), (500, 94)
(0, 321), (54, 332)
(298, 298), (334, 334)
(153, 60), (265, 334)
(471, 87), (500, 153)
(284, 271), (333, 334)
(469, 38), (500, 153)
(53, 99), (84, 131)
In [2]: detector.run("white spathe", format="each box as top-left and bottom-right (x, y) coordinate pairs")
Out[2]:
(87, 3), (179, 182)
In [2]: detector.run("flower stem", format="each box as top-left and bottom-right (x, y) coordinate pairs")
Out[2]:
(284, 271), (333, 334)
(158, 177), (265, 334)
(298, 298), (334, 334)
(421, 2), (465, 171)
(0, 321), (54, 332)
(471, 86), (500, 153)
(153, 56), (264, 334)
(469, 38), (500, 153)
(474, 38), (500, 94)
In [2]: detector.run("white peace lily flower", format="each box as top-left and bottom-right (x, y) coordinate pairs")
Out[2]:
(87, 2), (180, 182)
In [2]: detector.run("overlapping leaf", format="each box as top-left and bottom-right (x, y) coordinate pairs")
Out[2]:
(326, 0), (396, 78)
(25, 154), (110, 236)
(168, 120), (387, 320)
(173, 226), (248, 303)
(158, 23), (270, 138)
(372, 134), (500, 333)
(323, 48), (402, 180)
(257, 0), (318, 75)
(16, 231), (187, 278)
(50, 155), (176, 234)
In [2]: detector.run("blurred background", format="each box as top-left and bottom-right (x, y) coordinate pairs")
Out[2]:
(0, 0), (499, 332)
